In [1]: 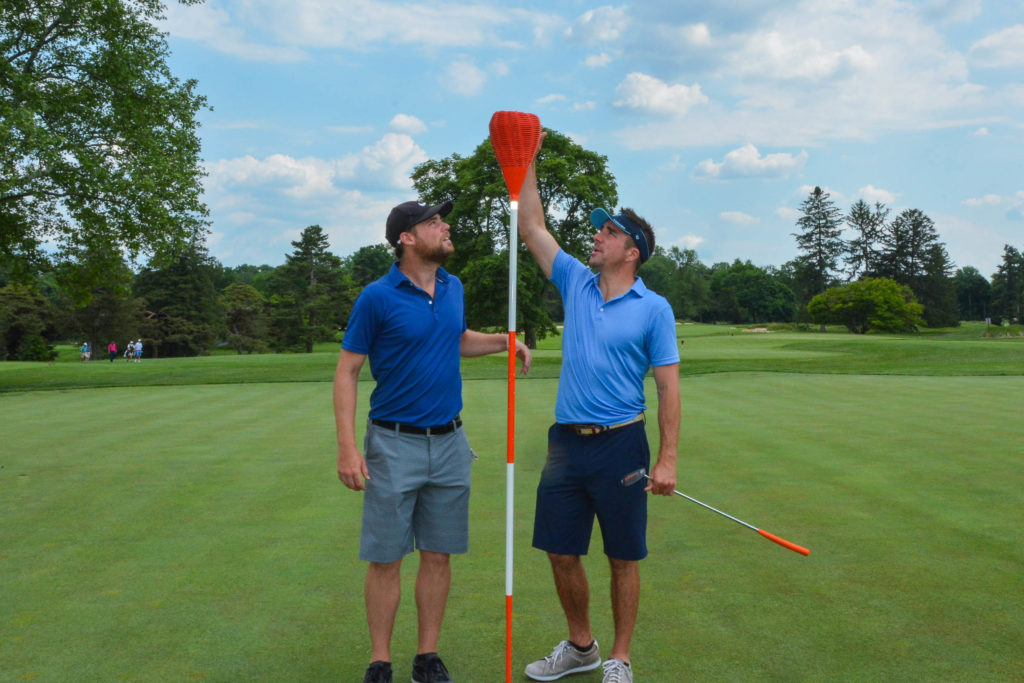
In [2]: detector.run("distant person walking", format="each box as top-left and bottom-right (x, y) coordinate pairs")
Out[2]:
(108, 342), (117, 362)
(134, 339), (143, 363)
(80, 342), (90, 362)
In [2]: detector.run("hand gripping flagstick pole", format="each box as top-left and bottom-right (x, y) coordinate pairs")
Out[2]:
(488, 110), (542, 683)
(622, 468), (810, 556)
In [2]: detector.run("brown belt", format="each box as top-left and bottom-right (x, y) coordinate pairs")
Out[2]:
(562, 413), (645, 437)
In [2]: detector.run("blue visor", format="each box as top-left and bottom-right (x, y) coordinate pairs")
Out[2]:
(590, 208), (650, 263)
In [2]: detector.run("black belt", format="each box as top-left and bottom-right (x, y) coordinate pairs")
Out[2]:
(371, 416), (462, 436)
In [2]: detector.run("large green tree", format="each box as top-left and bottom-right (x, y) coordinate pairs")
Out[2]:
(844, 199), (888, 280)
(953, 266), (991, 321)
(875, 208), (940, 286)
(132, 239), (222, 356)
(266, 225), (352, 352)
(808, 278), (923, 334)
(1, 0), (208, 284)
(708, 260), (795, 324)
(990, 245), (1024, 324)
(793, 186), (845, 301)
(916, 244), (959, 327)
(221, 283), (267, 354)
(411, 128), (617, 347)
(0, 284), (57, 360)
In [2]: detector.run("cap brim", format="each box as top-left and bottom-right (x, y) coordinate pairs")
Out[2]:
(416, 200), (453, 225)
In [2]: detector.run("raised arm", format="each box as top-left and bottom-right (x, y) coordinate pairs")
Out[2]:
(517, 132), (561, 278)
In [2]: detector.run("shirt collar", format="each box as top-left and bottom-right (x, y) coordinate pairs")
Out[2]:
(387, 262), (450, 288)
(590, 272), (648, 299)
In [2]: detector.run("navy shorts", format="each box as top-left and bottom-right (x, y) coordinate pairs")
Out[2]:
(532, 420), (650, 561)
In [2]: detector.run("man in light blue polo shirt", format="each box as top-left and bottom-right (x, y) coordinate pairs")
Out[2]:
(517, 134), (681, 683)
(335, 199), (531, 683)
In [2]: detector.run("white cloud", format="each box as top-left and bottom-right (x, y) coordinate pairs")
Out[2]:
(672, 234), (705, 249)
(443, 60), (487, 96)
(694, 144), (807, 180)
(727, 32), (876, 81)
(973, 127), (989, 136)
(970, 25), (1024, 68)
(565, 6), (629, 43)
(682, 23), (711, 47)
(206, 133), (427, 199)
(613, 73), (709, 116)
(584, 53), (614, 67)
(615, 1), (989, 148)
(963, 193), (1004, 206)
(537, 94), (568, 105)
(162, 2), (307, 62)
(389, 114), (427, 135)
(858, 185), (897, 205)
(328, 124), (375, 134)
(573, 101), (598, 112)
(720, 211), (760, 225)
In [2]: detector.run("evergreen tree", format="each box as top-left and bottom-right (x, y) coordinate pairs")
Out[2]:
(266, 225), (352, 352)
(845, 199), (888, 280)
(793, 186), (845, 299)
(876, 208), (940, 287)
(990, 245), (1024, 324)
(953, 266), (991, 321)
(917, 244), (959, 327)
(133, 240), (223, 357)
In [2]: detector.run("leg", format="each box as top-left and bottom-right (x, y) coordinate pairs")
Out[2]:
(415, 549), (451, 653)
(366, 558), (403, 663)
(607, 557), (640, 663)
(548, 553), (594, 647)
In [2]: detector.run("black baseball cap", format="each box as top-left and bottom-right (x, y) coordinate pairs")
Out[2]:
(386, 200), (453, 246)
(590, 208), (651, 263)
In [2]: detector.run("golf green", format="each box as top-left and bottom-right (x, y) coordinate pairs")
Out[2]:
(2, 368), (1022, 680)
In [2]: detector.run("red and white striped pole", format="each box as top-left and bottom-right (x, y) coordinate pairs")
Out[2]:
(488, 111), (541, 683)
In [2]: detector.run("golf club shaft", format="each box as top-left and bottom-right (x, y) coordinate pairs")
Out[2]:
(645, 474), (810, 556)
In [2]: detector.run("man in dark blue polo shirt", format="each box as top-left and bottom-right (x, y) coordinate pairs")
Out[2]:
(334, 199), (531, 683)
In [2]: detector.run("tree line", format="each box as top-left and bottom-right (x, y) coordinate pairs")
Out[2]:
(3, 132), (1022, 360)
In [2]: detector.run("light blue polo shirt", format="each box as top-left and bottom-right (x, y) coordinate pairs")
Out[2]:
(551, 249), (679, 425)
(342, 263), (467, 426)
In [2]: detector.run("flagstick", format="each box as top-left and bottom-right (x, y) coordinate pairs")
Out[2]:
(505, 199), (518, 683)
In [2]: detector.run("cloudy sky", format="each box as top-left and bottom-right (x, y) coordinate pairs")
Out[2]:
(162, 0), (1024, 277)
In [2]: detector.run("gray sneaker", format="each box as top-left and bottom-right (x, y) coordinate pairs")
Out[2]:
(601, 659), (632, 683)
(524, 640), (601, 681)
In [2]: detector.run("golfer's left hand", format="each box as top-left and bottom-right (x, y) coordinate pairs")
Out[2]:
(646, 457), (677, 496)
(514, 339), (532, 375)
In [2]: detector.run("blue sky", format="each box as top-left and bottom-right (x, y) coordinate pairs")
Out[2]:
(161, 0), (1024, 278)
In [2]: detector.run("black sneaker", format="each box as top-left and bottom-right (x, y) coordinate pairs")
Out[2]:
(362, 660), (392, 683)
(411, 652), (453, 683)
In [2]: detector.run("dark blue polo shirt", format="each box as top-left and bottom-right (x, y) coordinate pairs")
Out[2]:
(342, 263), (467, 427)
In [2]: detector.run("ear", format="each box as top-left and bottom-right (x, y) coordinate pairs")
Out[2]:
(400, 230), (416, 247)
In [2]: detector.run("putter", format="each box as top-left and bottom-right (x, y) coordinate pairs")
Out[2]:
(621, 468), (810, 556)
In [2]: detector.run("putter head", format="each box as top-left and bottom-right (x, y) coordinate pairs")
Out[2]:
(621, 468), (648, 488)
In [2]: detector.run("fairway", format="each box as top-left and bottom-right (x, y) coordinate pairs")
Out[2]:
(2, 333), (1023, 681)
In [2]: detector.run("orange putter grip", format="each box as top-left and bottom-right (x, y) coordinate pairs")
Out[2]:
(758, 529), (810, 556)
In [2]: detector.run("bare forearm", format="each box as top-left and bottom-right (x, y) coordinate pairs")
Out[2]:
(460, 329), (508, 357)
